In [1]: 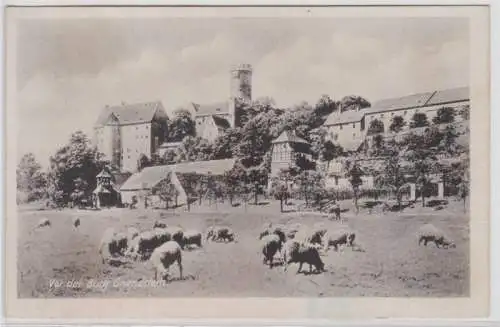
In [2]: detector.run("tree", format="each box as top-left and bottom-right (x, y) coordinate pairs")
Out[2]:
(345, 159), (364, 214)
(269, 176), (289, 212)
(294, 170), (325, 207)
(162, 149), (177, 164)
(137, 153), (151, 172)
(402, 130), (440, 207)
(237, 120), (268, 167)
(314, 95), (338, 117)
(339, 95), (371, 112)
(367, 119), (385, 135)
(459, 104), (470, 121)
(48, 131), (106, 206)
(322, 141), (343, 171)
(157, 178), (179, 209)
(374, 145), (406, 211)
(410, 112), (429, 129)
(176, 136), (215, 163)
(223, 162), (246, 206)
(372, 135), (385, 156)
(245, 166), (267, 205)
(168, 109), (196, 142)
(432, 107), (456, 125)
(389, 115), (406, 133)
(213, 128), (243, 159)
(439, 124), (461, 155)
(17, 153), (48, 202)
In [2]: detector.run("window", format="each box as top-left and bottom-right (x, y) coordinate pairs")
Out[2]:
(381, 113), (384, 118)
(334, 176), (339, 186)
(353, 133), (356, 139)
(340, 125), (343, 130)
(391, 112), (394, 116)
(404, 111), (407, 116)
(353, 123), (356, 128)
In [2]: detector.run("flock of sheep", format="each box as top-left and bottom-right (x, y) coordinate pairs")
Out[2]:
(33, 214), (457, 285)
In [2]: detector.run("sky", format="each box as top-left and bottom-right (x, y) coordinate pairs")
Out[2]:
(16, 17), (469, 168)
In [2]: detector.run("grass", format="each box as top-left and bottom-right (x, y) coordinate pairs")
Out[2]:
(17, 198), (469, 298)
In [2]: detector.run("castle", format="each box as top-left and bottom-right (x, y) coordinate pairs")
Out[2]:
(94, 64), (253, 173)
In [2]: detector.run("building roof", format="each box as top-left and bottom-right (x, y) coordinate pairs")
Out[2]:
(96, 169), (113, 178)
(95, 101), (166, 126)
(364, 91), (436, 115)
(324, 110), (365, 126)
(119, 159), (237, 191)
(211, 115), (231, 130)
(362, 86), (469, 116)
(426, 86), (469, 106)
(194, 101), (230, 117)
(272, 130), (310, 145)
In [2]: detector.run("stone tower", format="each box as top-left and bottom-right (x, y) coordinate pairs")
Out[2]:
(229, 64), (252, 128)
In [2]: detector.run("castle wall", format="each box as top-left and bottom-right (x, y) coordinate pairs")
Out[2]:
(121, 123), (152, 173)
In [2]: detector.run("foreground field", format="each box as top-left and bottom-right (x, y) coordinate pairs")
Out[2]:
(18, 199), (469, 297)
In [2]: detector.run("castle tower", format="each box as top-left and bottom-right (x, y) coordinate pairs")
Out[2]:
(229, 64), (253, 128)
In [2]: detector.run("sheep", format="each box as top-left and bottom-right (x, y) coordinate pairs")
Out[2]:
(323, 227), (356, 252)
(72, 217), (80, 229)
(36, 218), (51, 228)
(183, 230), (202, 249)
(214, 226), (236, 243)
(98, 228), (128, 263)
(206, 226), (235, 243)
(150, 241), (183, 282)
(259, 223), (287, 243)
(126, 230), (165, 260)
(294, 227), (326, 246)
(417, 223), (456, 249)
(153, 220), (167, 229)
(282, 240), (326, 274)
(165, 226), (185, 248)
(261, 234), (283, 268)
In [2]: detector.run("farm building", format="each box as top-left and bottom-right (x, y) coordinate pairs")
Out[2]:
(119, 158), (237, 208)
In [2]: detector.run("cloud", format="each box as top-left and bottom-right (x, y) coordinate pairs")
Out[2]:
(16, 17), (469, 168)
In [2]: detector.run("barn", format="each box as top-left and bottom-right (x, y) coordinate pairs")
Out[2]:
(119, 158), (237, 208)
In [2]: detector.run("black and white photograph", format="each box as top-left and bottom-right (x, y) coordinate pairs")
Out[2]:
(4, 4), (491, 320)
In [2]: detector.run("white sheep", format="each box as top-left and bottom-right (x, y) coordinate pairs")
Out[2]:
(98, 228), (128, 263)
(183, 230), (202, 249)
(417, 223), (456, 249)
(165, 226), (184, 248)
(261, 234), (283, 268)
(322, 226), (356, 252)
(282, 240), (326, 274)
(72, 217), (80, 229)
(150, 241), (183, 282)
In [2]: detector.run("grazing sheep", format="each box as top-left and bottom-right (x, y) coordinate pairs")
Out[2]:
(150, 241), (183, 282)
(323, 227), (356, 251)
(282, 240), (325, 274)
(417, 223), (456, 249)
(207, 226), (235, 243)
(261, 234), (283, 268)
(72, 217), (80, 229)
(98, 228), (128, 263)
(165, 226), (185, 248)
(294, 227), (325, 246)
(153, 220), (167, 229)
(259, 223), (287, 243)
(215, 226), (235, 243)
(127, 230), (165, 260)
(36, 218), (51, 228)
(183, 230), (202, 249)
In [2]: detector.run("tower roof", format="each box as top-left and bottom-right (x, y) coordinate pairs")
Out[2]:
(95, 101), (167, 126)
(230, 63), (252, 72)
